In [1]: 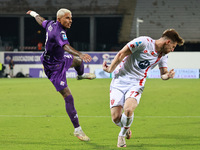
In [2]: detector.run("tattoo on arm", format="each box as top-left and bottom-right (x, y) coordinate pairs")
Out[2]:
(63, 44), (81, 57)
(35, 15), (45, 26)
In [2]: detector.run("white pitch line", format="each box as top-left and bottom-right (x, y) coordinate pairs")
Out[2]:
(0, 115), (200, 118)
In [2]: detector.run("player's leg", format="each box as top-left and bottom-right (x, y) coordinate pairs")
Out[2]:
(112, 99), (137, 147)
(70, 56), (84, 75)
(59, 87), (80, 128)
(71, 56), (96, 80)
(110, 87), (128, 147)
(110, 87), (125, 127)
(119, 88), (142, 141)
(111, 106), (123, 127)
(119, 98), (137, 139)
(59, 87), (90, 141)
(111, 106), (127, 147)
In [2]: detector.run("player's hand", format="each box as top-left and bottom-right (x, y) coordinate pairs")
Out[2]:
(103, 61), (111, 73)
(168, 69), (175, 78)
(79, 54), (92, 63)
(26, 10), (32, 15)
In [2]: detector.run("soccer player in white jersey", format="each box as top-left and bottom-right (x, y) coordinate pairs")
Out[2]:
(103, 29), (184, 147)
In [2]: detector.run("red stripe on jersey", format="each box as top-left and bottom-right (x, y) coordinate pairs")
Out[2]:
(139, 54), (162, 86)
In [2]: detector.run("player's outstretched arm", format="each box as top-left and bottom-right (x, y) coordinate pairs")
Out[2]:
(103, 45), (131, 73)
(26, 10), (45, 26)
(160, 68), (175, 80)
(63, 44), (92, 63)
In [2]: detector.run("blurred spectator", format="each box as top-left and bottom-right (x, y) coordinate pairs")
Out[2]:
(9, 59), (15, 77)
(37, 42), (43, 50)
(0, 62), (6, 78)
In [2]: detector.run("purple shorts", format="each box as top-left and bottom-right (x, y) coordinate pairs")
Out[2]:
(41, 54), (74, 91)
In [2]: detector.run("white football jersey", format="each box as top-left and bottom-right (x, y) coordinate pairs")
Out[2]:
(111, 36), (168, 87)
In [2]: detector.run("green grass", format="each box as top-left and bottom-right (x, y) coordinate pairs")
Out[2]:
(0, 78), (200, 150)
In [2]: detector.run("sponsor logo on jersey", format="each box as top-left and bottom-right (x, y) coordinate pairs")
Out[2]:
(138, 60), (150, 69)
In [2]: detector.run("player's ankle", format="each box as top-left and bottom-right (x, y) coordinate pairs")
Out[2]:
(75, 126), (82, 132)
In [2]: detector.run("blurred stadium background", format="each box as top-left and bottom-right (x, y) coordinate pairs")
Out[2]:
(0, 0), (200, 77)
(0, 1), (200, 149)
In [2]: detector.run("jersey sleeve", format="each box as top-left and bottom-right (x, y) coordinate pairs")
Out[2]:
(42, 20), (52, 29)
(55, 31), (70, 47)
(158, 55), (168, 68)
(127, 37), (146, 53)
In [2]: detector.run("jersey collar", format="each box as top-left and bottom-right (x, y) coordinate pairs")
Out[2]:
(57, 21), (66, 30)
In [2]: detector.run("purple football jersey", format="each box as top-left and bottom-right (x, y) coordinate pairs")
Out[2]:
(40, 20), (73, 91)
(42, 20), (70, 63)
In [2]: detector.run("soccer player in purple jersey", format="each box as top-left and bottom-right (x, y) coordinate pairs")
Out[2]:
(27, 8), (96, 141)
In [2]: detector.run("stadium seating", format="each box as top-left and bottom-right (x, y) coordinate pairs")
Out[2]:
(130, 0), (200, 42)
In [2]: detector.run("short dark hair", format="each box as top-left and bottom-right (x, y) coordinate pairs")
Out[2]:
(162, 29), (184, 46)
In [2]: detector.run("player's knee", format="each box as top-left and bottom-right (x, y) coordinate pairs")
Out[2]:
(59, 87), (71, 99)
(124, 107), (134, 117)
(112, 118), (120, 124)
(74, 56), (82, 66)
(111, 113), (121, 123)
(124, 100), (138, 116)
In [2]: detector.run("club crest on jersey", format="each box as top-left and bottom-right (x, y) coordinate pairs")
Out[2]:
(138, 60), (150, 69)
(60, 81), (65, 86)
(111, 99), (115, 105)
(48, 25), (53, 31)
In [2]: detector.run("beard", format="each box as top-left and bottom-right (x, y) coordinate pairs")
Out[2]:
(160, 44), (169, 55)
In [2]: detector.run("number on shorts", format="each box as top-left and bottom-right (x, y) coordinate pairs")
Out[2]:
(130, 91), (139, 97)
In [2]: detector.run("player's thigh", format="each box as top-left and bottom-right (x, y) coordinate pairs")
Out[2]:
(111, 106), (123, 121)
(110, 87), (125, 119)
(70, 56), (82, 68)
(124, 97), (138, 116)
(110, 87), (125, 108)
(125, 87), (143, 105)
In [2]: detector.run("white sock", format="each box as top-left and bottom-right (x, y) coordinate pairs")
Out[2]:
(119, 113), (134, 136)
(75, 126), (82, 132)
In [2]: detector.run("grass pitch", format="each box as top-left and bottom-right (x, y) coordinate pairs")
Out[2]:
(0, 78), (200, 150)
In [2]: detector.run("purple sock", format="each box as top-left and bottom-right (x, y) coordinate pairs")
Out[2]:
(64, 95), (80, 128)
(74, 61), (84, 76)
